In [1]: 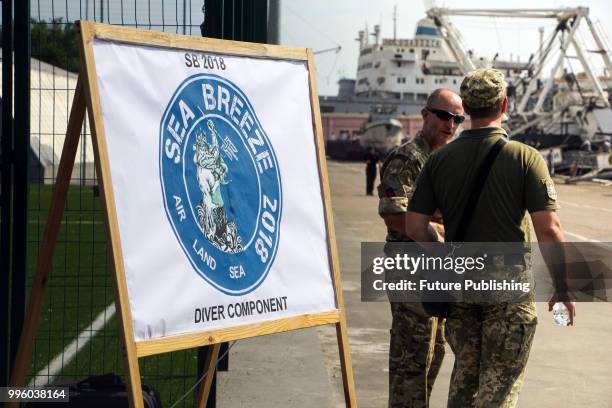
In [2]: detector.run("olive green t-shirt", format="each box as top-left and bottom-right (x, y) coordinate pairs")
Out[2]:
(408, 127), (558, 242)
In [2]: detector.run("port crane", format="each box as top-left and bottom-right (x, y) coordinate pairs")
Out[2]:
(426, 7), (612, 140)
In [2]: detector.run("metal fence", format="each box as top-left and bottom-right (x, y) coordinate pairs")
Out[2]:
(1, 1), (270, 406)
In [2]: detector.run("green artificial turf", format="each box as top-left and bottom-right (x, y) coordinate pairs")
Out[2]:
(25, 183), (204, 407)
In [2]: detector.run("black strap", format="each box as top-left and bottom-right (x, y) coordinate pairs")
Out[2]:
(453, 138), (507, 242)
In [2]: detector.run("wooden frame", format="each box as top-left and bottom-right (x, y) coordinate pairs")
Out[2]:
(9, 21), (357, 408)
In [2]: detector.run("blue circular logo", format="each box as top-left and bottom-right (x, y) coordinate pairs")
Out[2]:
(159, 74), (282, 295)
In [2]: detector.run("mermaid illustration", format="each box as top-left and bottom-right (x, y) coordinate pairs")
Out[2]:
(193, 119), (243, 253)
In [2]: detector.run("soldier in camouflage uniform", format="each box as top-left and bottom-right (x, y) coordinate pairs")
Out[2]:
(377, 88), (465, 408)
(401, 69), (575, 407)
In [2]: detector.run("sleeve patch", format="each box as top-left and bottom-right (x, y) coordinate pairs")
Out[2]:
(545, 178), (557, 200)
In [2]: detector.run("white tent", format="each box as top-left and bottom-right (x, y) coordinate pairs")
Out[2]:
(1, 57), (95, 184)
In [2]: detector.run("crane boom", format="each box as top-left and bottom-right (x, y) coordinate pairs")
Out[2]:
(313, 46), (342, 55)
(425, 6), (612, 138)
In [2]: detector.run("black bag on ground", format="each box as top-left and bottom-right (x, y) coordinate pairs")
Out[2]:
(25, 373), (163, 408)
(422, 138), (507, 318)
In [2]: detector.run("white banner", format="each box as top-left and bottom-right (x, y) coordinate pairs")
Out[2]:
(92, 39), (336, 341)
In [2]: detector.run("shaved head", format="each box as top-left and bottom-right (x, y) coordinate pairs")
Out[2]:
(426, 88), (462, 110)
(420, 88), (464, 151)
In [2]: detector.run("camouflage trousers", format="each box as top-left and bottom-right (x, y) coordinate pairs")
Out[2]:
(445, 302), (538, 408)
(389, 303), (445, 408)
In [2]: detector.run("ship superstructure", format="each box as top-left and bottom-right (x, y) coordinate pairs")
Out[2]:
(322, 7), (612, 171)
(322, 15), (525, 158)
(353, 17), (526, 101)
(354, 19), (462, 100)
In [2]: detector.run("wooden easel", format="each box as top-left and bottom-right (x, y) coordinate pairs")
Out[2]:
(8, 21), (357, 408)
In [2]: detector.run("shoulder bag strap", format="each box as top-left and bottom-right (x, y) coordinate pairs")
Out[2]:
(453, 137), (507, 242)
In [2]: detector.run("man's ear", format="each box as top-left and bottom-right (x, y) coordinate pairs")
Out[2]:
(501, 96), (508, 114)
(421, 107), (428, 120)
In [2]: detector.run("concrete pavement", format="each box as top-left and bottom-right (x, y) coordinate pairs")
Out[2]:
(218, 160), (612, 407)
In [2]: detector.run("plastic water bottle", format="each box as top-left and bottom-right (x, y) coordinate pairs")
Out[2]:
(552, 302), (570, 326)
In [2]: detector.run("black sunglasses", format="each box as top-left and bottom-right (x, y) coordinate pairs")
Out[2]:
(426, 106), (465, 124)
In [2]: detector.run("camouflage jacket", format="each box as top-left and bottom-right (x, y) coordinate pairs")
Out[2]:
(377, 133), (431, 242)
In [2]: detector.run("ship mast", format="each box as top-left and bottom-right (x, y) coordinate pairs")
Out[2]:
(393, 5), (397, 41)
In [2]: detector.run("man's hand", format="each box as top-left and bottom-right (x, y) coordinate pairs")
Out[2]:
(531, 210), (576, 325)
(381, 213), (407, 234)
(430, 221), (445, 240)
(404, 211), (437, 242)
(548, 297), (576, 326)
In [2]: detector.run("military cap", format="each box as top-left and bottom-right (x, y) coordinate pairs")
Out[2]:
(460, 68), (506, 109)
